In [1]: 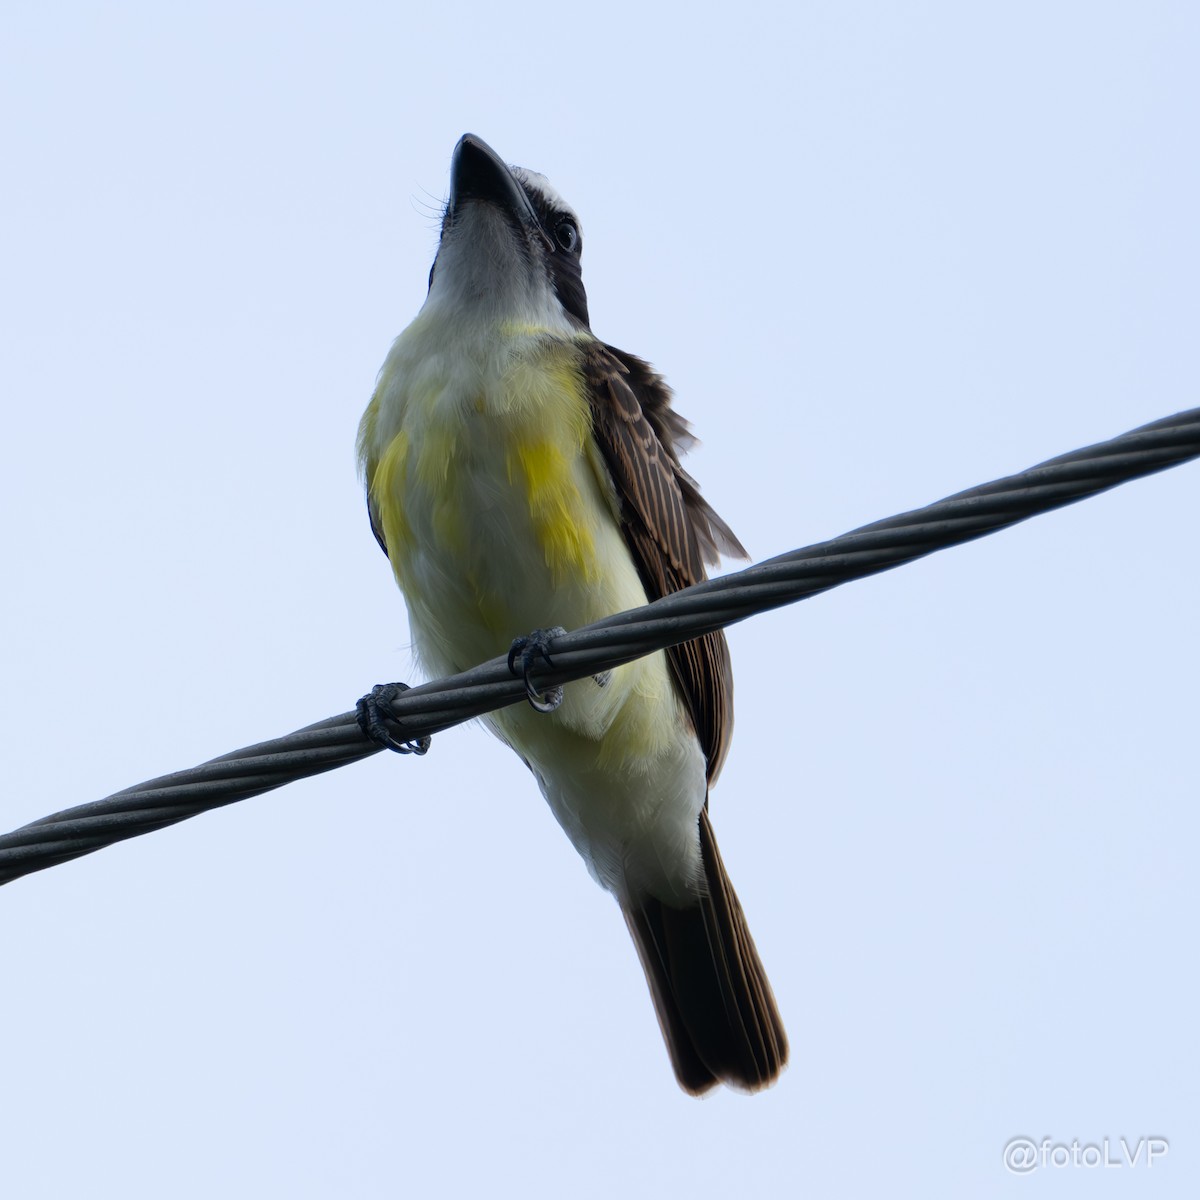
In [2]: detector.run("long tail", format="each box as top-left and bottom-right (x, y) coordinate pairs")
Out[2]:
(622, 809), (788, 1094)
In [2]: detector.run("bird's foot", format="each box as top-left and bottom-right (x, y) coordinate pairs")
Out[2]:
(356, 682), (432, 755)
(507, 626), (568, 713)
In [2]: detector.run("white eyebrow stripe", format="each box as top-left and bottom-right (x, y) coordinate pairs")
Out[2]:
(511, 166), (583, 234)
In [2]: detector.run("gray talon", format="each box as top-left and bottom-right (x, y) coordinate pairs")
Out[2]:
(356, 683), (432, 754)
(507, 626), (568, 712)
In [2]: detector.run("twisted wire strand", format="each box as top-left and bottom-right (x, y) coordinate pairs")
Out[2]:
(2, 406), (1196, 885)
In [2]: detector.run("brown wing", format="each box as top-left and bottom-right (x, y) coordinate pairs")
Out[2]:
(358, 394), (392, 559)
(366, 493), (389, 557)
(582, 342), (746, 782)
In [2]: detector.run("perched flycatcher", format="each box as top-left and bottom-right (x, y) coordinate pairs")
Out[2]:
(357, 134), (787, 1093)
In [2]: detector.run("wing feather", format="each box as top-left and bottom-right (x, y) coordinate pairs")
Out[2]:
(582, 342), (746, 781)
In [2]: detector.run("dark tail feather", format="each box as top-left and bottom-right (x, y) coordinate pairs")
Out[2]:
(623, 809), (788, 1094)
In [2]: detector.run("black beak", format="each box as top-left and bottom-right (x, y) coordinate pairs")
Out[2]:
(449, 134), (549, 246)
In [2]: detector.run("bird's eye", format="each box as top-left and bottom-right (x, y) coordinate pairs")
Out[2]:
(554, 219), (579, 253)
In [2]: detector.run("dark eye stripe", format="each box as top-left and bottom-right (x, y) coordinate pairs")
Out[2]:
(514, 179), (589, 324)
(517, 181), (580, 246)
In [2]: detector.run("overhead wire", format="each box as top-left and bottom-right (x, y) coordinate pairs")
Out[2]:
(2, 405), (1197, 885)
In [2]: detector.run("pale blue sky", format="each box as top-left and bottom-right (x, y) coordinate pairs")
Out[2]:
(2, 3), (1197, 1196)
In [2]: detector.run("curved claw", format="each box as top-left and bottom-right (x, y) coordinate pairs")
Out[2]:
(507, 626), (568, 713)
(356, 683), (432, 755)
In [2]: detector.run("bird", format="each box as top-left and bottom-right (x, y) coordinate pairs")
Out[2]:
(356, 134), (787, 1093)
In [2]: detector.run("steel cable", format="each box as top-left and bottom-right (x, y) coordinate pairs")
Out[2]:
(2, 406), (1197, 885)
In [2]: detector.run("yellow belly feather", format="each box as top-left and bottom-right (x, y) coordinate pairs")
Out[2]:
(368, 339), (604, 603)
(360, 329), (707, 901)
